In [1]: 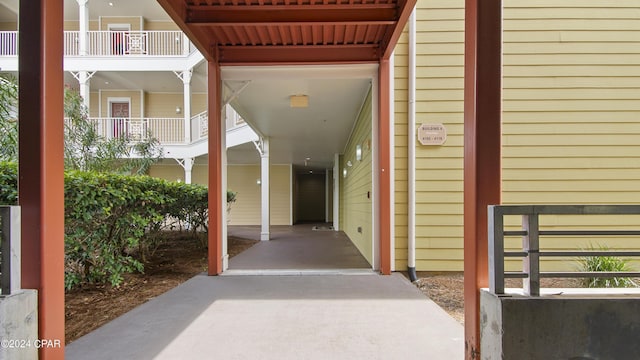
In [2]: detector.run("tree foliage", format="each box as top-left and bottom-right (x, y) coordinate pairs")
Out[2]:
(0, 75), (18, 162)
(63, 88), (163, 174)
(0, 78), (163, 173)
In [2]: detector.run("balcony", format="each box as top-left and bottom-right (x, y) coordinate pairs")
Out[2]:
(78, 110), (257, 159)
(0, 30), (192, 57)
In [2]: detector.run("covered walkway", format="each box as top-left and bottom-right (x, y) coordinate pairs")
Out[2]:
(65, 274), (463, 359)
(227, 224), (372, 272)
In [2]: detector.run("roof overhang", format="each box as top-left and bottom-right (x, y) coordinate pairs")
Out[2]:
(157, 0), (416, 65)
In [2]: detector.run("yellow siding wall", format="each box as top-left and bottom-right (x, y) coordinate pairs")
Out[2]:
(227, 164), (291, 226)
(148, 162), (208, 185)
(501, 0), (640, 271)
(192, 94), (208, 114)
(143, 21), (179, 31)
(341, 88), (373, 264)
(144, 93), (183, 118)
(394, 0), (465, 271)
(395, 0), (640, 271)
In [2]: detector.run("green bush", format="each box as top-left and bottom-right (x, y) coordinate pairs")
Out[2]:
(0, 162), (209, 290)
(577, 244), (638, 288)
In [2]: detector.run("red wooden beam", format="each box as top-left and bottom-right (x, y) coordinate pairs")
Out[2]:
(18, 0), (65, 358)
(208, 59), (224, 275)
(217, 44), (380, 64)
(463, 0), (502, 358)
(380, 0), (416, 59)
(186, 6), (397, 24)
(378, 59), (392, 275)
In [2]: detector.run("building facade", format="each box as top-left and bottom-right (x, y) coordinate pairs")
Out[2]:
(1, 0), (638, 273)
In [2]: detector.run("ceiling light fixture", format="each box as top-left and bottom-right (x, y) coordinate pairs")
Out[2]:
(290, 95), (308, 108)
(108, 2), (114, 6)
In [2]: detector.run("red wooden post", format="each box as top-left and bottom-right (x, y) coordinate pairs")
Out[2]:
(18, 0), (66, 358)
(463, 0), (503, 358)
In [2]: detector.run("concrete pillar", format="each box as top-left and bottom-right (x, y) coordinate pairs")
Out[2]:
(18, 0), (65, 358)
(183, 157), (194, 184)
(463, 0), (503, 358)
(260, 138), (270, 241)
(181, 70), (192, 143)
(77, 0), (88, 56)
(207, 60), (223, 275)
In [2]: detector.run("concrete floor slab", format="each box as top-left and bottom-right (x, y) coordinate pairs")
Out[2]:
(66, 274), (464, 359)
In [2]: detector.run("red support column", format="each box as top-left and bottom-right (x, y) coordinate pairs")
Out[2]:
(18, 1), (66, 359)
(207, 59), (223, 275)
(378, 59), (392, 275)
(463, 0), (502, 359)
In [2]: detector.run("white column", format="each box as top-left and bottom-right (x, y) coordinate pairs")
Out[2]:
(182, 70), (193, 143)
(78, 71), (91, 110)
(333, 153), (340, 231)
(260, 138), (270, 241)
(221, 104), (229, 269)
(325, 170), (330, 223)
(183, 157), (194, 184)
(77, 0), (89, 56)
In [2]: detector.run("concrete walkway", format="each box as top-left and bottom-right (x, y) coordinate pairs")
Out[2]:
(228, 224), (372, 271)
(66, 274), (464, 359)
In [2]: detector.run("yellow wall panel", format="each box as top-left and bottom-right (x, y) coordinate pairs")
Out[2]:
(341, 88), (373, 265)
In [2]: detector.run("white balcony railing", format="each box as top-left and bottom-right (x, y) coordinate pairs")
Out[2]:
(0, 31), (17, 56)
(88, 117), (185, 144)
(2, 31), (190, 57)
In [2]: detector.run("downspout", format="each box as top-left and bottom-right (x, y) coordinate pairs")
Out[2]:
(408, 9), (418, 282)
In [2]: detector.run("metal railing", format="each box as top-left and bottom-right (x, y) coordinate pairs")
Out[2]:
(3, 31), (190, 57)
(191, 111), (208, 141)
(0, 206), (21, 296)
(489, 205), (640, 296)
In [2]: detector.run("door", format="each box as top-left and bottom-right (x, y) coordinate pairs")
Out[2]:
(110, 102), (130, 138)
(108, 25), (130, 55)
(295, 172), (326, 223)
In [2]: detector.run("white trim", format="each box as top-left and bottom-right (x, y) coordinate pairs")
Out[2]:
(371, 68), (380, 272)
(333, 153), (340, 231)
(107, 23), (131, 31)
(222, 104), (229, 270)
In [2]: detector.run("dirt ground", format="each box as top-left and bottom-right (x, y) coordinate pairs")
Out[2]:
(66, 235), (602, 342)
(65, 233), (258, 343)
(414, 272), (586, 324)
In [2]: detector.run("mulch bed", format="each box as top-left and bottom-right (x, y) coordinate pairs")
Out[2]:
(65, 233), (257, 343)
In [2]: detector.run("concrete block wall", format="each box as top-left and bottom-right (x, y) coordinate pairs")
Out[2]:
(0, 290), (38, 360)
(481, 290), (640, 360)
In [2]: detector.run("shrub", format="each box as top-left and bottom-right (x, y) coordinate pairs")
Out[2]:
(0, 163), (209, 290)
(577, 244), (638, 288)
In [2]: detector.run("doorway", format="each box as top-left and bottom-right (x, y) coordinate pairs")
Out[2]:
(108, 99), (130, 138)
(294, 171), (326, 224)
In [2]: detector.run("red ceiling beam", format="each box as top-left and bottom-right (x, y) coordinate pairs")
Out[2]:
(380, 0), (415, 59)
(217, 44), (380, 63)
(186, 5), (397, 24)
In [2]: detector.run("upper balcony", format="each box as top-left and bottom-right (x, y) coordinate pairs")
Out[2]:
(0, 30), (203, 71)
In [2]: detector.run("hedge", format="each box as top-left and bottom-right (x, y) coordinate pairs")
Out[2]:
(0, 161), (209, 289)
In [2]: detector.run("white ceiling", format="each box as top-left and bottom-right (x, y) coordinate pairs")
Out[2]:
(223, 66), (376, 169)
